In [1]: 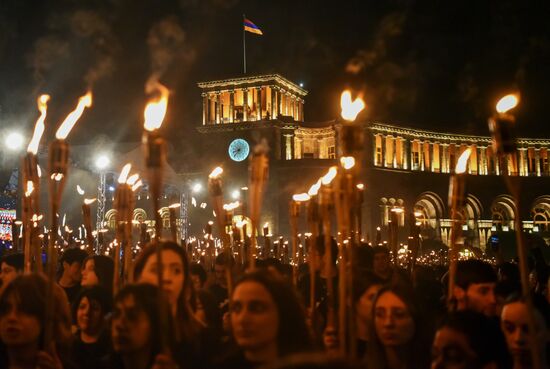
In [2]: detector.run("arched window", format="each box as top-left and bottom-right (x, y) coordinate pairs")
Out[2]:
(104, 209), (118, 230)
(491, 195), (516, 230)
(531, 196), (550, 232)
(133, 208), (147, 223)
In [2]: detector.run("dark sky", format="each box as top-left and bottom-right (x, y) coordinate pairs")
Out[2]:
(1, 0), (550, 165)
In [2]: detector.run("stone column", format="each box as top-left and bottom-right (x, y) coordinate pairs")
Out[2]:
(275, 89), (281, 118)
(243, 88), (248, 122)
(216, 93), (221, 124)
(256, 87), (262, 121)
(229, 90), (235, 123)
(519, 148), (527, 176)
(271, 86), (276, 119)
(441, 144), (448, 173)
(202, 93), (208, 125)
(535, 148), (541, 176)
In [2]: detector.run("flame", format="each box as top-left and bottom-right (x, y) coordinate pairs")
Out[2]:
(37, 165), (42, 178)
(118, 163), (132, 184)
(340, 90), (365, 121)
(223, 201), (240, 211)
(76, 185), (85, 195)
(25, 181), (34, 197)
(321, 166), (338, 185)
(126, 174), (139, 186)
(169, 203), (180, 209)
(455, 148), (472, 174)
(292, 193), (310, 202)
(51, 173), (64, 181)
(356, 183), (365, 190)
(496, 94), (519, 114)
(55, 92), (93, 139)
(340, 156), (356, 170)
(143, 83), (169, 132)
(209, 166), (223, 179)
(84, 198), (97, 205)
(27, 94), (51, 154)
(308, 179), (322, 196)
(132, 179), (143, 192)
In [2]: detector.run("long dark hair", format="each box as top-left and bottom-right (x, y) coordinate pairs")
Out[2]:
(366, 284), (432, 369)
(113, 283), (175, 362)
(133, 241), (201, 342)
(82, 255), (114, 296)
(232, 269), (313, 357)
(0, 273), (73, 366)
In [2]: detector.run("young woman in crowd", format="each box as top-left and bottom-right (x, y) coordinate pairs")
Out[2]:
(81, 255), (115, 297)
(0, 273), (74, 369)
(106, 283), (178, 369)
(500, 294), (550, 369)
(219, 269), (313, 369)
(354, 272), (384, 359)
(432, 311), (510, 369)
(367, 284), (432, 369)
(71, 286), (113, 369)
(133, 241), (219, 369)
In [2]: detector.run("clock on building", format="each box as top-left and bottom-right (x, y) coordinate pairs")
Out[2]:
(228, 138), (250, 162)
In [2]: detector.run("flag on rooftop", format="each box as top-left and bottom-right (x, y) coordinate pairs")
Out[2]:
(244, 18), (263, 35)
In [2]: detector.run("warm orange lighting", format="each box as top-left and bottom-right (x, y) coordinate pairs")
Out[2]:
(293, 193), (310, 202)
(55, 92), (92, 139)
(27, 94), (50, 154)
(126, 174), (139, 186)
(118, 163), (132, 184)
(414, 211), (423, 218)
(455, 148), (472, 174)
(391, 207), (404, 214)
(321, 166), (338, 185)
(340, 90), (365, 121)
(143, 83), (169, 132)
(340, 156), (356, 170)
(51, 173), (64, 181)
(209, 166), (223, 179)
(169, 203), (180, 209)
(496, 94), (519, 114)
(356, 183), (365, 190)
(84, 198), (96, 205)
(223, 201), (240, 211)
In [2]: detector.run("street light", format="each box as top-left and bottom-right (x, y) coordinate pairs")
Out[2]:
(192, 183), (202, 193)
(5, 132), (24, 151)
(231, 190), (240, 200)
(95, 154), (111, 170)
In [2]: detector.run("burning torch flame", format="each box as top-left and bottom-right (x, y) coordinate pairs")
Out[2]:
(293, 193), (311, 202)
(340, 90), (365, 121)
(308, 179), (322, 196)
(132, 180), (143, 192)
(223, 201), (240, 211)
(126, 174), (139, 186)
(27, 94), (51, 154)
(455, 148), (472, 174)
(25, 181), (34, 197)
(356, 183), (365, 190)
(84, 198), (97, 205)
(37, 165), (42, 178)
(118, 163), (132, 184)
(496, 94), (519, 114)
(340, 156), (356, 170)
(209, 166), (223, 179)
(76, 185), (85, 195)
(55, 92), (93, 139)
(169, 203), (180, 209)
(143, 83), (169, 132)
(321, 166), (338, 185)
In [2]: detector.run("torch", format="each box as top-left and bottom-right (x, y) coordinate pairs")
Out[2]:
(22, 95), (50, 273)
(223, 201), (240, 259)
(168, 203), (180, 243)
(208, 167), (233, 294)
(306, 180), (322, 328)
(447, 148), (472, 310)
(248, 141), (269, 269)
(113, 164), (133, 294)
(291, 193), (310, 286)
(488, 94), (541, 369)
(77, 185), (97, 254)
(44, 91), (92, 350)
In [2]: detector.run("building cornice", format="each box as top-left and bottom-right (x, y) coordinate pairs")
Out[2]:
(196, 120), (299, 133)
(197, 74), (308, 97)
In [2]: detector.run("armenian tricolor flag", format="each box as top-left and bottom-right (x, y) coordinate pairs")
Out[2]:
(244, 18), (263, 35)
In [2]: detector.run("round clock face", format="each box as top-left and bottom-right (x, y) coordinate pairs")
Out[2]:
(228, 138), (250, 162)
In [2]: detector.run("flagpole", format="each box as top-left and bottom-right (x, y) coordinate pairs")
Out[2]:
(243, 14), (247, 74)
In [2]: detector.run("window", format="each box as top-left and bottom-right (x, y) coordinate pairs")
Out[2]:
(328, 146), (336, 159)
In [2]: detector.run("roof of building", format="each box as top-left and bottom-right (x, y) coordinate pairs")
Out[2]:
(197, 74), (308, 97)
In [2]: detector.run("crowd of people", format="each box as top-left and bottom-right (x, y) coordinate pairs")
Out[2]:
(0, 239), (548, 369)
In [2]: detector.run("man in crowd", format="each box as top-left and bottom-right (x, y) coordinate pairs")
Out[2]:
(57, 247), (88, 305)
(0, 252), (24, 294)
(452, 259), (498, 317)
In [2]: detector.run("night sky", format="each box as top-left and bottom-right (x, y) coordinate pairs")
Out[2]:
(1, 0), (550, 170)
